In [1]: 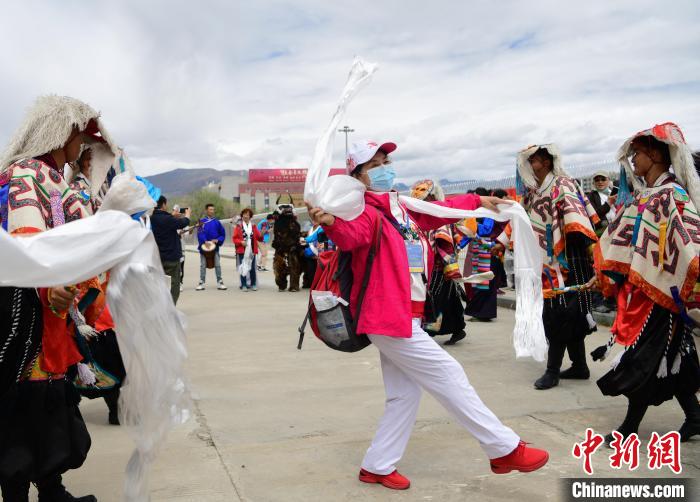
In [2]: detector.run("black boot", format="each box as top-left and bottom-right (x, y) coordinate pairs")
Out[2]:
(559, 366), (590, 379)
(605, 399), (648, 447)
(36, 475), (97, 502)
(534, 370), (560, 390)
(1, 479), (30, 502)
(444, 330), (466, 345)
(561, 338), (590, 379)
(535, 334), (566, 389)
(104, 388), (120, 426)
(676, 392), (700, 442)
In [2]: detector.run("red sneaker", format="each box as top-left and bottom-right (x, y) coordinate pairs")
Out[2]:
(490, 441), (549, 474)
(359, 468), (411, 490)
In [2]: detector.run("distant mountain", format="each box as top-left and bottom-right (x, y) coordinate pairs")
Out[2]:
(147, 168), (246, 196)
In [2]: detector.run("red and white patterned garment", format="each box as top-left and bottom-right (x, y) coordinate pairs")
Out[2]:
(595, 173), (700, 345)
(5, 156), (94, 380)
(520, 173), (599, 289)
(7, 158), (90, 236)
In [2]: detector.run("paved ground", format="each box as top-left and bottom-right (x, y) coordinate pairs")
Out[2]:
(43, 253), (699, 501)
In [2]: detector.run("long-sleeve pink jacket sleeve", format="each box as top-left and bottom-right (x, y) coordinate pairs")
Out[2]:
(408, 193), (482, 232)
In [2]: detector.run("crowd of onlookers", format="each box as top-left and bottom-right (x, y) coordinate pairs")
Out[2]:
(150, 199), (332, 303)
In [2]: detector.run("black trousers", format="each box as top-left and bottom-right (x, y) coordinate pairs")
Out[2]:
(546, 331), (588, 374)
(1, 478), (29, 502)
(1, 474), (75, 502)
(302, 256), (317, 289)
(542, 233), (596, 374)
(543, 293), (591, 374)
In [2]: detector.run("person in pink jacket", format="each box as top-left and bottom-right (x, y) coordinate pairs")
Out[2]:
(307, 140), (549, 490)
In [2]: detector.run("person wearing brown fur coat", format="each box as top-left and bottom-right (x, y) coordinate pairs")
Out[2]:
(272, 206), (302, 291)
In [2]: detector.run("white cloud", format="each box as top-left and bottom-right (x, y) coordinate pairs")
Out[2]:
(1, 0), (699, 186)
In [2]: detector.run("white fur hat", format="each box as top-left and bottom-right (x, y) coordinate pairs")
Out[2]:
(1, 95), (118, 173)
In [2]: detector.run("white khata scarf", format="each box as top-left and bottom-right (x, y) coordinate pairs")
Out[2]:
(238, 220), (254, 279)
(303, 57), (546, 362)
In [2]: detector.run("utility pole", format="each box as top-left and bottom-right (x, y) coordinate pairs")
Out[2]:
(338, 125), (354, 159)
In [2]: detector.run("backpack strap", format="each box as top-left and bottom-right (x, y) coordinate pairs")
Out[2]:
(383, 212), (405, 239)
(297, 305), (311, 350)
(351, 209), (383, 334)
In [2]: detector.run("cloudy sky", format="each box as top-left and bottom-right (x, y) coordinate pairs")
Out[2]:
(2, 1), (699, 184)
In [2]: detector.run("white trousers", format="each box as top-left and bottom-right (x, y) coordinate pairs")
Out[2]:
(362, 319), (520, 475)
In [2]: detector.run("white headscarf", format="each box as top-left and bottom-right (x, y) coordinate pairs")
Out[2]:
(516, 143), (569, 193)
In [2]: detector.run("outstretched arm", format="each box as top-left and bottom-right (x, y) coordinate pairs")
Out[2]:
(410, 194), (512, 232)
(308, 205), (375, 251)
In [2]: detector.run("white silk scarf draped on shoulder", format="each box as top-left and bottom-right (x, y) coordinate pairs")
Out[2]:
(0, 209), (190, 502)
(303, 57), (546, 361)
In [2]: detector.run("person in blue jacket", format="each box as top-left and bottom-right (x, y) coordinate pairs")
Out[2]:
(196, 203), (227, 290)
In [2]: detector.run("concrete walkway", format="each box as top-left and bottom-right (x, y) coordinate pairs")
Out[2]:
(52, 255), (699, 501)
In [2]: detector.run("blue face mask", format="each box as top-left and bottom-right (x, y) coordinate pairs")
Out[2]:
(367, 165), (396, 191)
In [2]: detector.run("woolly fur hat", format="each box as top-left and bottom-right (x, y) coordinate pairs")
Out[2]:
(1, 95), (118, 173)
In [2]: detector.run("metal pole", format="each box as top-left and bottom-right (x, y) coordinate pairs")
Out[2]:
(338, 125), (354, 159)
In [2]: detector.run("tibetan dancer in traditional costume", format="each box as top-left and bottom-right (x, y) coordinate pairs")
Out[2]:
(463, 188), (502, 322)
(464, 217), (500, 322)
(0, 96), (120, 502)
(488, 189), (510, 294)
(410, 179), (467, 345)
(496, 144), (599, 390)
(67, 145), (126, 426)
(593, 123), (700, 443)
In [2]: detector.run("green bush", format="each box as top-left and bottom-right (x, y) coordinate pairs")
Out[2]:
(170, 189), (239, 221)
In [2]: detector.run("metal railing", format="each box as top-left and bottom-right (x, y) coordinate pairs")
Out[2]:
(441, 159), (619, 194)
